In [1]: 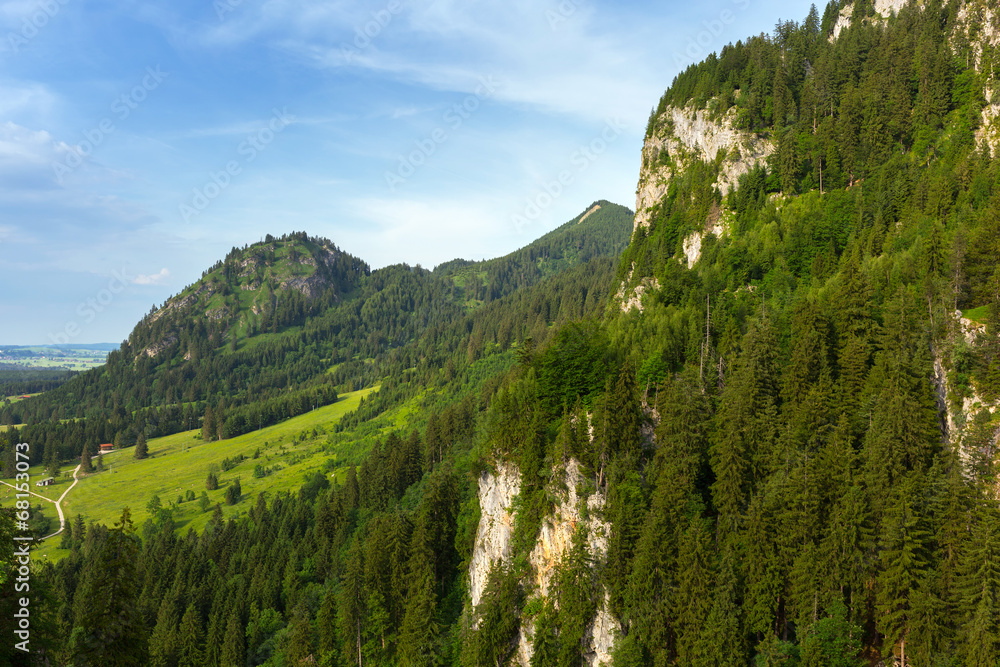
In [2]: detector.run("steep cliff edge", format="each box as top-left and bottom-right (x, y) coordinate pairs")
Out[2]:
(635, 103), (773, 235)
(469, 455), (619, 666)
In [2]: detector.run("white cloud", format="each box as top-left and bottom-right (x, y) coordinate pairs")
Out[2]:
(0, 120), (76, 190)
(0, 80), (57, 118)
(132, 268), (171, 285)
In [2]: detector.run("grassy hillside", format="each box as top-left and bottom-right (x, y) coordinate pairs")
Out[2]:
(0, 386), (377, 562)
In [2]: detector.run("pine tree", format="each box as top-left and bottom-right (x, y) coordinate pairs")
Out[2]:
(285, 605), (315, 666)
(398, 565), (439, 666)
(68, 508), (146, 666)
(135, 431), (149, 460)
(177, 602), (205, 667)
(202, 405), (215, 441)
(317, 587), (338, 659)
(876, 490), (929, 666)
(80, 442), (94, 474)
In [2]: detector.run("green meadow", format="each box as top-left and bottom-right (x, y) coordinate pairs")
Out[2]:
(1, 386), (380, 562)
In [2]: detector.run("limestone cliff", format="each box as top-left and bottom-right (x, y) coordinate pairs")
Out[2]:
(469, 462), (521, 611)
(635, 102), (773, 234)
(933, 310), (999, 468)
(519, 458), (617, 667)
(469, 455), (620, 666)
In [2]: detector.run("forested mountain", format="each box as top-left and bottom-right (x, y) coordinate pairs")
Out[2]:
(2, 1), (1000, 666)
(0, 207), (631, 475)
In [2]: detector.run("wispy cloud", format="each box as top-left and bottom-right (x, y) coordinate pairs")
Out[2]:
(132, 267), (170, 285)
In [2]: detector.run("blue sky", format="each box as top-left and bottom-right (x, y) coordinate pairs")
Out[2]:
(0, 0), (817, 345)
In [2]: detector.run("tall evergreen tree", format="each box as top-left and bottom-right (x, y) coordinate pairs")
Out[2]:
(68, 508), (146, 666)
(135, 431), (149, 460)
(176, 602), (205, 667)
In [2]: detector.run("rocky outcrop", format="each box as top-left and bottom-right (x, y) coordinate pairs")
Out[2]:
(635, 103), (773, 233)
(622, 100), (772, 309)
(873, 0), (912, 17)
(528, 459), (609, 597)
(578, 204), (602, 223)
(830, 4), (853, 41)
(139, 333), (178, 358)
(682, 205), (735, 267)
(932, 310), (999, 470)
(469, 462), (520, 610)
(832, 0), (925, 41)
(515, 458), (618, 667)
(616, 263), (660, 313)
(280, 274), (333, 299)
(468, 453), (621, 666)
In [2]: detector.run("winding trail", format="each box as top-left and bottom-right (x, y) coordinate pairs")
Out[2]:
(1, 463), (82, 540)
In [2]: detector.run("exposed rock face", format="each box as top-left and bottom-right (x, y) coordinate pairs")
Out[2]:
(623, 100), (771, 308)
(579, 203), (602, 223)
(280, 274), (333, 298)
(932, 310), (999, 469)
(139, 334), (178, 358)
(953, 2), (1000, 151)
(469, 462), (520, 610)
(149, 284), (214, 323)
(873, 0), (912, 16)
(681, 206), (734, 268)
(517, 458), (618, 667)
(830, 4), (853, 41)
(468, 454), (621, 666)
(616, 263), (660, 313)
(832, 0), (924, 41)
(635, 103), (773, 233)
(528, 459), (609, 598)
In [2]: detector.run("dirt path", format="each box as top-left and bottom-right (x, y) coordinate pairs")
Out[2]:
(0, 463), (82, 540)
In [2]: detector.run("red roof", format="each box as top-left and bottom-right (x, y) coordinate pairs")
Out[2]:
(99, 443), (114, 450)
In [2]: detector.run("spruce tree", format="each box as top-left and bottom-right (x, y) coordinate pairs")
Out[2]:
(176, 603), (205, 667)
(876, 490), (929, 666)
(80, 442), (94, 474)
(316, 587), (338, 659)
(398, 565), (439, 666)
(68, 508), (146, 666)
(555, 526), (598, 667)
(135, 431), (148, 460)
(673, 505), (715, 665)
(958, 504), (1000, 667)
(202, 405), (215, 441)
(285, 605), (315, 666)
(220, 611), (246, 667)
